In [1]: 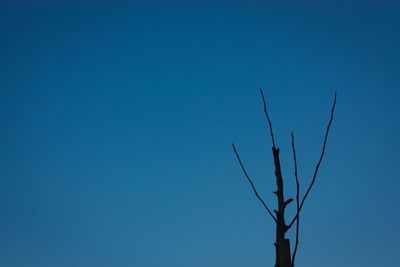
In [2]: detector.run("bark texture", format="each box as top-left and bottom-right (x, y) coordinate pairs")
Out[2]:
(272, 147), (292, 267)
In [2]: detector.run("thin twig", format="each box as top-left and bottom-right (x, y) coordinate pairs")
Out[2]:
(260, 88), (276, 148)
(232, 143), (277, 222)
(291, 132), (300, 267)
(287, 92), (337, 230)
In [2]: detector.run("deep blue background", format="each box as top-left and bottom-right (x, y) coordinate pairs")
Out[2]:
(1, 1), (400, 266)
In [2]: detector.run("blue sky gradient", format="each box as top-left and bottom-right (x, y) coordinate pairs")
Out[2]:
(1, 1), (400, 266)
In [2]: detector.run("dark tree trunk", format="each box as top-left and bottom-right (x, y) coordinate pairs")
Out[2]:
(272, 147), (292, 267)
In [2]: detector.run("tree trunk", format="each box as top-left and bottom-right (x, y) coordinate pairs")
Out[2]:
(276, 239), (291, 267)
(272, 147), (292, 267)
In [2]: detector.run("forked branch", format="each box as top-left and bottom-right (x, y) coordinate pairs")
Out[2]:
(287, 92), (337, 230)
(232, 143), (277, 222)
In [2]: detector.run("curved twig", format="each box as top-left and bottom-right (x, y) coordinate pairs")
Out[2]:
(232, 143), (277, 222)
(260, 88), (277, 148)
(287, 92), (337, 230)
(291, 132), (300, 266)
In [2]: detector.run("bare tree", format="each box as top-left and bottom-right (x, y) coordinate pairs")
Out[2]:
(232, 89), (336, 267)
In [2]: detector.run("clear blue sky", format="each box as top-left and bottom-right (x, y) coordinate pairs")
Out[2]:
(1, 1), (400, 266)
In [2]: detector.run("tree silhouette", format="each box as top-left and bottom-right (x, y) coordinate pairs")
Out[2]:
(232, 89), (336, 267)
